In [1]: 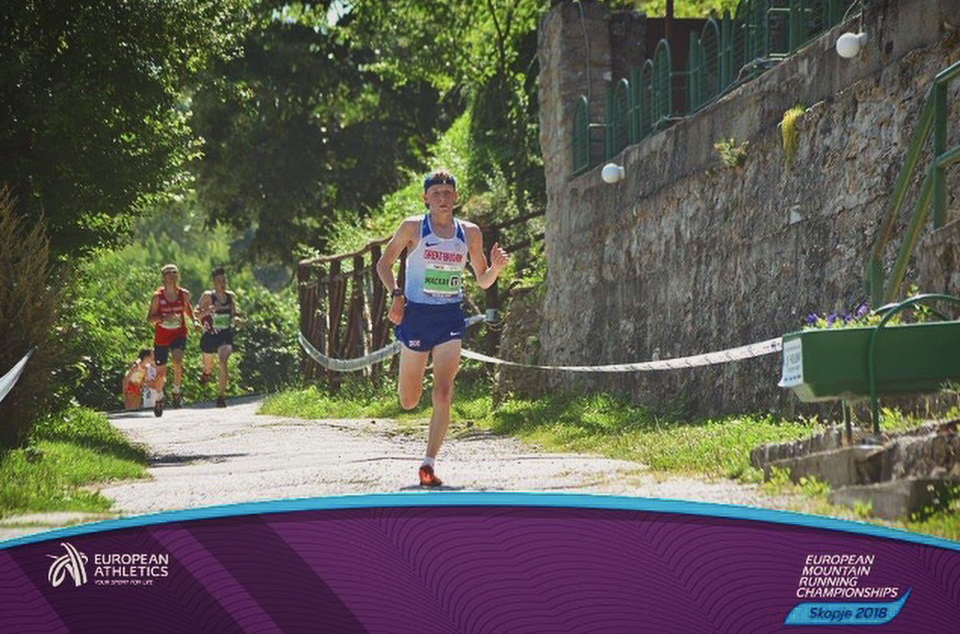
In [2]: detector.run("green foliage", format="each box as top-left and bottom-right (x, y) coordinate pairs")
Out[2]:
(899, 487), (960, 539)
(714, 138), (749, 168)
(264, 379), (817, 477)
(59, 195), (297, 409)
(235, 284), (300, 392)
(0, 0), (251, 259)
(195, 0), (551, 264)
(325, 114), (474, 254)
(31, 406), (148, 463)
(0, 190), (63, 449)
(0, 407), (147, 517)
(625, 0), (741, 18)
(190, 2), (450, 264)
(780, 105), (805, 168)
(58, 251), (159, 410)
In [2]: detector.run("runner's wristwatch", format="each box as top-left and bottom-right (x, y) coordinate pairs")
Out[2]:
(391, 288), (403, 298)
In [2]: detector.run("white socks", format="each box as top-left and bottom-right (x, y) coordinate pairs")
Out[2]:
(422, 456), (435, 467)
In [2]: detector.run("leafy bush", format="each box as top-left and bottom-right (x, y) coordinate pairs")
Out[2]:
(235, 284), (300, 393)
(58, 251), (158, 409)
(58, 195), (300, 409)
(0, 189), (63, 449)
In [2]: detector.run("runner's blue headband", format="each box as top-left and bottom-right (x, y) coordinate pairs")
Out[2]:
(423, 174), (457, 192)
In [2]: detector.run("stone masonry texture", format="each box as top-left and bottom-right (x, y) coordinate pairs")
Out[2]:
(528, 0), (960, 417)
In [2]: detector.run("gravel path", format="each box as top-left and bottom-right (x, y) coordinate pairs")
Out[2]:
(99, 396), (787, 513)
(0, 396), (794, 541)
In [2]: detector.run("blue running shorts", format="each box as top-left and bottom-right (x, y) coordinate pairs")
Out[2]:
(394, 302), (466, 352)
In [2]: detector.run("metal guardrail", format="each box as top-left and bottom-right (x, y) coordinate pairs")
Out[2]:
(866, 59), (960, 305)
(572, 0), (875, 174)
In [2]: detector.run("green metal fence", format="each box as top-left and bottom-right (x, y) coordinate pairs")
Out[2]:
(866, 58), (960, 306)
(572, 95), (590, 174)
(571, 0), (875, 174)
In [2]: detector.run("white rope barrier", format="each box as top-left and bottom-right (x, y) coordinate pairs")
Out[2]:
(299, 316), (783, 374)
(298, 315), (486, 372)
(0, 348), (34, 404)
(460, 337), (783, 372)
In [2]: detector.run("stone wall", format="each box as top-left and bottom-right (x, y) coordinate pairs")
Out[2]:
(528, 0), (960, 417)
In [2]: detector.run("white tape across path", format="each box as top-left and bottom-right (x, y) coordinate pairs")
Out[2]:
(460, 337), (783, 372)
(299, 315), (783, 373)
(299, 315), (486, 373)
(0, 348), (34, 404)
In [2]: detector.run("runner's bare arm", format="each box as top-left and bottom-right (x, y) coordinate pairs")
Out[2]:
(466, 225), (509, 289)
(182, 290), (200, 330)
(122, 363), (136, 390)
(147, 296), (161, 326)
(377, 219), (417, 325)
(196, 291), (212, 318)
(230, 292), (240, 327)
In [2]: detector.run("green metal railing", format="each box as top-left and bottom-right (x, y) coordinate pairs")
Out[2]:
(866, 59), (960, 306)
(572, 95), (590, 174)
(571, 0), (873, 174)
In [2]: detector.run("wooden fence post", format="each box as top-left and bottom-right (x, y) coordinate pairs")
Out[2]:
(483, 226), (501, 356)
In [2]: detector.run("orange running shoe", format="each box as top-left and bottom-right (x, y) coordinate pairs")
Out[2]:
(418, 464), (443, 487)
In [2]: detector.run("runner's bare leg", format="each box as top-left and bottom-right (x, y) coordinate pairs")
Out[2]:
(425, 338), (461, 459)
(398, 346), (429, 409)
(171, 348), (184, 390)
(217, 345), (231, 396)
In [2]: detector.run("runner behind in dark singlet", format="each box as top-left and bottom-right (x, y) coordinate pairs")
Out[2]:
(196, 267), (237, 408)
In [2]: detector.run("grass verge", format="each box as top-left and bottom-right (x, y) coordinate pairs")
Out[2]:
(261, 376), (815, 478)
(0, 407), (148, 518)
(262, 376), (960, 540)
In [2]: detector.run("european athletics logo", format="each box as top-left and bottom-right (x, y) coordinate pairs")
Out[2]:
(47, 542), (89, 587)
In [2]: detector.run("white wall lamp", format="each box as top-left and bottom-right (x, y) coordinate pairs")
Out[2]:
(601, 162), (625, 184)
(836, 31), (868, 58)
(836, 0), (868, 59)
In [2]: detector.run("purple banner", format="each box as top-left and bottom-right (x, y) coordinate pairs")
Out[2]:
(1, 496), (959, 633)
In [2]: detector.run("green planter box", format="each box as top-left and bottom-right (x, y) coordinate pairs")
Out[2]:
(779, 321), (960, 402)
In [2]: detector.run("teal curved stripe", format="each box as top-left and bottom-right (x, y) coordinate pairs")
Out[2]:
(2, 492), (958, 551)
(784, 588), (912, 626)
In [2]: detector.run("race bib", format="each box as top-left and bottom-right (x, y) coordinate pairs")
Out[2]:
(160, 314), (182, 330)
(213, 313), (231, 330)
(423, 263), (462, 297)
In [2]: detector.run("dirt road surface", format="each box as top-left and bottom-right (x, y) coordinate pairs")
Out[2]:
(1, 397), (792, 541)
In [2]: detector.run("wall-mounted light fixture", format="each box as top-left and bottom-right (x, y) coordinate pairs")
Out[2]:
(601, 163), (625, 184)
(836, 31), (868, 58)
(836, 0), (868, 59)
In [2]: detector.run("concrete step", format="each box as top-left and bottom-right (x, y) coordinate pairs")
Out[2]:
(828, 478), (959, 521)
(766, 444), (887, 489)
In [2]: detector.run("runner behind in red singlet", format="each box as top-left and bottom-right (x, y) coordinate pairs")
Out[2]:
(146, 264), (197, 416)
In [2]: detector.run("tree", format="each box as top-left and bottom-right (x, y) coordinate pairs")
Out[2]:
(0, 189), (61, 449)
(0, 0), (250, 259)
(190, 1), (453, 264)
(340, 0), (548, 214)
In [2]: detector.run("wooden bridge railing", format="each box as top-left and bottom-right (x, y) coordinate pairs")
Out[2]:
(298, 210), (545, 388)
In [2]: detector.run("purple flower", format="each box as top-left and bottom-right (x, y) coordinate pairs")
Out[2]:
(855, 303), (870, 318)
(805, 314), (818, 325)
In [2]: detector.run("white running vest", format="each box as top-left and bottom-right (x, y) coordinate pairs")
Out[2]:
(404, 214), (468, 305)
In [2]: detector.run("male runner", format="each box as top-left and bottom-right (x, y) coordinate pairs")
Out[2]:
(146, 264), (197, 416)
(376, 170), (508, 487)
(196, 267), (237, 408)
